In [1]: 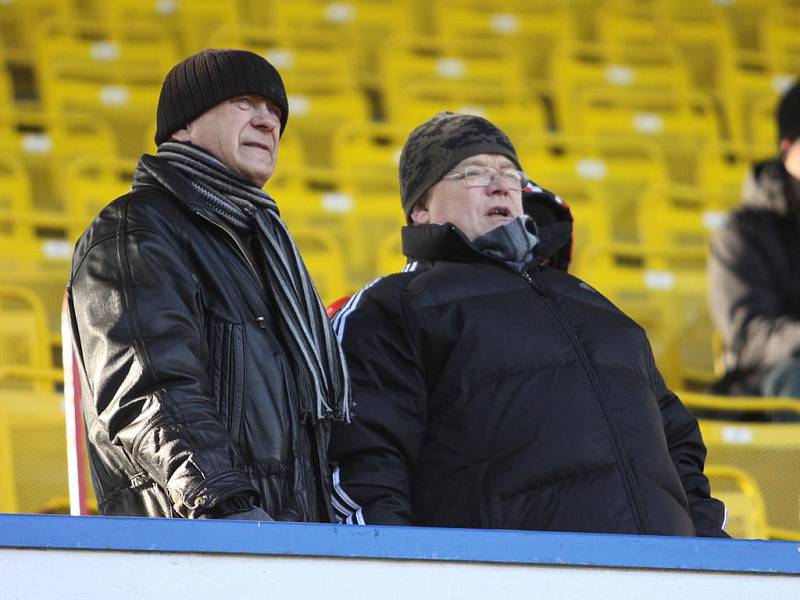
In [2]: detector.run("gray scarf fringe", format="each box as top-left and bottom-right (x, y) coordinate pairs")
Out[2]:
(133, 141), (351, 423)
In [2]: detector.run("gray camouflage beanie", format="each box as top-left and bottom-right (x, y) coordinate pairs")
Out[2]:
(399, 112), (522, 220)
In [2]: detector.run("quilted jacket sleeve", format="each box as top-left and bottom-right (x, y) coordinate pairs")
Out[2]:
(328, 278), (428, 525)
(69, 196), (258, 517)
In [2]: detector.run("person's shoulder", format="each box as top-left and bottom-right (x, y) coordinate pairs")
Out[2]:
(73, 184), (191, 260)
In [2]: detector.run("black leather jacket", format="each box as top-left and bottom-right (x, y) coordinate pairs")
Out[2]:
(67, 155), (333, 521)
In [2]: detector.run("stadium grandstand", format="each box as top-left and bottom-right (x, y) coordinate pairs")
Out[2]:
(1, 0), (799, 596)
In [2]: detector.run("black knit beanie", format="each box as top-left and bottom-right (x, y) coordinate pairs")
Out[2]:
(778, 80), (800, 143)
(399, 112), (522, 220)
(155, 48), (289, 145)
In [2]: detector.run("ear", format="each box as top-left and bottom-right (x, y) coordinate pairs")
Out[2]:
(410, 200), (431, 225)
(171, 126), (191, 143)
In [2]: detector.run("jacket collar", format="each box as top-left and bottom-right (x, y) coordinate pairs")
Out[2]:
(741, 157), (800, 216)
(402, 217), (571, 271)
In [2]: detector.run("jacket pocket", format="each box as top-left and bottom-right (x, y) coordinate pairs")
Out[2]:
(210, 321), (246, 443)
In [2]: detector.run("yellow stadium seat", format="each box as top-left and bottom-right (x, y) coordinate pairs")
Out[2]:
(282, 183), (405, 289)
(94, 0), (241, 55)
(33, 19), (178, 159)
(551, 41), (694, 134)
(718, 51), (795, 146)
(332, 121), (406, 198)
(697, 142), (775, 202)
(269, 0), (416, 90)
(570, 87), (721, 182)
(0, 151), (36, 241)
(377, 230), (404, 276)
(0, 0), (75, 64)
(655, 0), (737, 95)
(0, 286), (56, 393)
(288, 227), (348, 305)
(637, 183), (731, 249)
(517, 133), (668, 244)
(704, 464), (769, 539)
(379, 35), (527, 126)
(574, 243), (714, 390)
(681, 392), (800, 540)
(433, 0), (572, 85)
(0, 111), (116, 215)
(0, 389), (68, 514)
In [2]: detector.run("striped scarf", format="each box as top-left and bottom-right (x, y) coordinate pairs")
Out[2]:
(133, 141), (351, 423)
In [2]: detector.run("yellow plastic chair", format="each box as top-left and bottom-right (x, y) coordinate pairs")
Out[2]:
(379, 35), (527, 126)
(551, 40), (694, 133)
(704, 464), (769, 539)
(696, 142), (775, 203)
(376, 231), (405, 277)
(33, 19), (178, 159)
(287, 227), (348, 306)
(637, 183), (731, 249)
(570, 87), (721, 183)
(94, 0), (241, 55)
(574, 243), (715, 390)
(655, 0), (737, 95)
(433, 0), (572, 85)
(0, 0), (74, 63)
(269, 0), (416, 90)
(0, 286), (56, 393)
(516, 133), (668, 244)
(0, 388), (68, 514)
(680, 392), (800, 540)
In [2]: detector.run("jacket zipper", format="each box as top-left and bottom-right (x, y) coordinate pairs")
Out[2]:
(195, 211), (265, 289)
(520, 268), (649, 533)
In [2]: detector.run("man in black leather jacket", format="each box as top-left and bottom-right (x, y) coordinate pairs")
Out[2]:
(66, 49), (351, 521)
(709, 82), (800, 398)
(328, 112), (727, 537)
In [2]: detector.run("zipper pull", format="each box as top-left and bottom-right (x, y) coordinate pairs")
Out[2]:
(255, 316), (268, 329)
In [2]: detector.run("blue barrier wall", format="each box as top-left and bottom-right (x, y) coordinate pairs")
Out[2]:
(1, 513), (799, 574)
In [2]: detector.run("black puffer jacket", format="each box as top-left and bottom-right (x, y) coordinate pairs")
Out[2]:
(67, 156), (333, 521)
(329, 190), (725, 536)
(709, 158), (800, 394)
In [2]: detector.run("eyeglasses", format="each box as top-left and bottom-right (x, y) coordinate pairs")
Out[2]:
(442, 165), (527, 191)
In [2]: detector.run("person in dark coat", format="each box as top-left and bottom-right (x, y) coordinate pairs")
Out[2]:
(709, 82), (800, 397)
(66, 49), (351, 521)
(328, 112), (727, 537)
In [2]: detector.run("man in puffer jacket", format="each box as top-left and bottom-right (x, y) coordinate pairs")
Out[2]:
(709, 82), (800, 398)
(328, 112), (727, 537)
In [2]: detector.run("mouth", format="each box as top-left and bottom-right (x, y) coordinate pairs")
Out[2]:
(243, 141), (272, 153)
(486, 207), (512, 218)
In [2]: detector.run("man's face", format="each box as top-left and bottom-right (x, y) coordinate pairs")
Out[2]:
(782, 137), (800, 180)
(171, 95), (282, 187)
(411, 153), (524, 240)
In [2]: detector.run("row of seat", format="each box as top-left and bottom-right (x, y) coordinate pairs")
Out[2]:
(0, 7), (796, 159)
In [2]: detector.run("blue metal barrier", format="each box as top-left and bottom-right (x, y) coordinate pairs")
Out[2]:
(1, 514), (798, 575)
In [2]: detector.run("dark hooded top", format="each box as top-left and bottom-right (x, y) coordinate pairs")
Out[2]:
(328, 186), (726, 537)
(709, 158), (800, 394)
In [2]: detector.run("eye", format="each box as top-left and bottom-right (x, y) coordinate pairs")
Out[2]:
(233, 96), (254, 109)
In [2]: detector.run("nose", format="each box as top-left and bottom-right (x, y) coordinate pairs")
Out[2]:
(486, 170), (512, 194)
